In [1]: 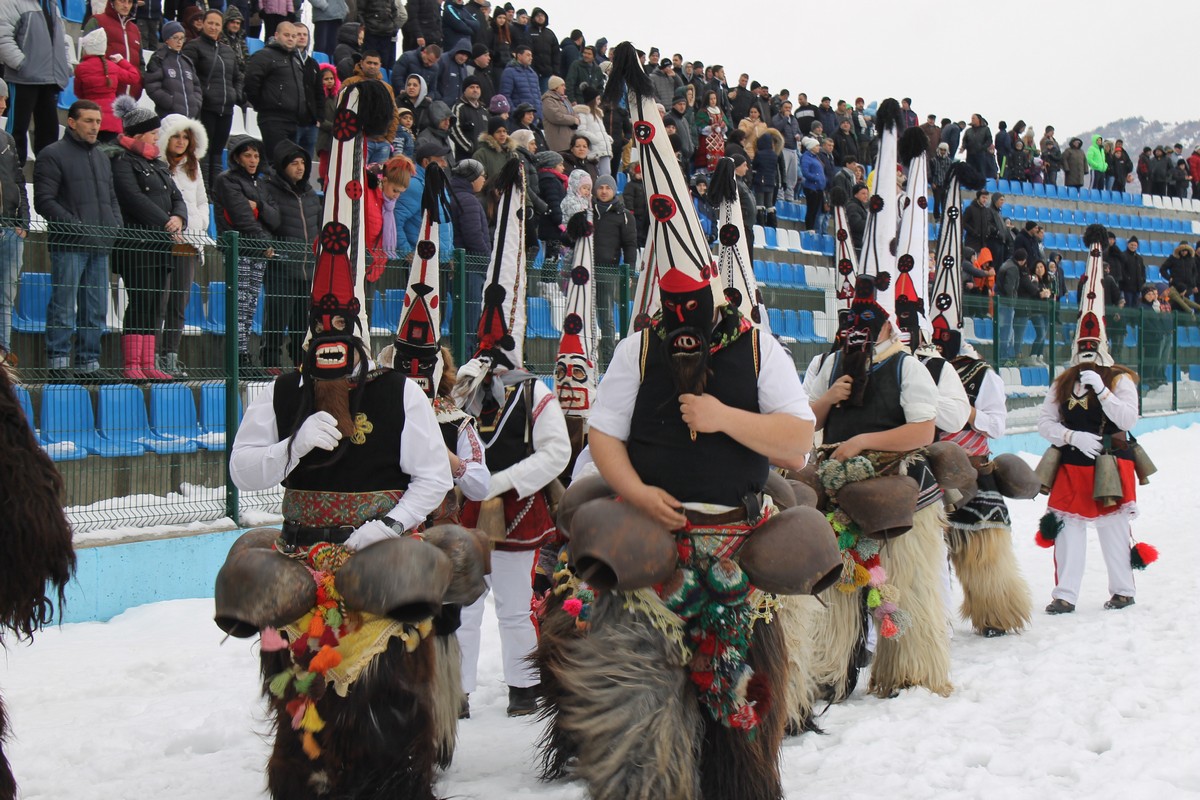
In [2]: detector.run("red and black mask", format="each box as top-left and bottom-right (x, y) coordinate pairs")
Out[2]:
(659, 283), (714, 397)
(306, 295), (363, 382)
(840, 275), (889, 406)
(393, 341), (440, 397)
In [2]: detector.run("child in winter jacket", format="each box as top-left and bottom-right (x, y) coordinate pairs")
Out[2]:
(315, 63), (341, 187)
(73, 28), (141, 141)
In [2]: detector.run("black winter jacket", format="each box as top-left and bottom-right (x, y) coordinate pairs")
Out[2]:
(262, 142), (320, 276)
(621, 177), (648, 246)
(448, 174), (490, 255)
(590, 197), (637, 268)
(360, 0), (404, 37)
(526, 8), (558, 78)
(182, 34), (243, 115)
(537, 168), (566, 241)
(143, 45), (203, 118)
(334, 22), (362, 81)
(402, 0), (442, 49)
(0, 131), (30, 225)
(212, 144), (281, 256)
(244, 41), (307, 121)
(1162, 245), (1198, 293)
(110, 142), (187, 269)
(33, 130), (123, 250)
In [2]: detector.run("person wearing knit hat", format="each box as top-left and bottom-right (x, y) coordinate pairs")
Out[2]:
(450, 74), (490, 161)
(72, 27), (141, 140)
(541, 74), (580, 152)
(451, 157), (485, 182)
(488, 93), (511, 117)
(534, 149), (563, 169)
(471, 115), (513, 185)
(535, 42), (831, 800)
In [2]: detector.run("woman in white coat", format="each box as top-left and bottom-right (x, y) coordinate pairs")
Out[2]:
(157, 114), (210, 377)
(573, 83), (613, 176)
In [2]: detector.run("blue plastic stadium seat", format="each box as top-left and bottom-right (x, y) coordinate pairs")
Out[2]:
(765, 262), (781, 285)
(780, 310), (802, 340)
(1189, 365), (1200, 382)
(251, 285), (265, 335)
(1124, 326), (1138, 348)
(203, 281), (227, 334)
(149, 384), (216, 449)
(791, 265), (807, 288)
(1049, 208), (1064, 224)
(975, 317), (993, 340)
(1031, 183), (1047, 197)
(762, 227), (778, 249)
(42, 384), (144, 457)
(64, 0), (87, 22)
(820, 234), (835, 255)
(986, 179), (999, 193)
(199, 382), (242, 437)
(797, 310), (820, 343)
(14, 385), (87, 461)
(1184, 327), (1200, 347)
(1066, 234), (1083, 251)
(998, 179), (1012, 193)
(1044, 184), (1058, 198)
(526, 297), (559, 338)
(753, 260), (767, 285)
(57, 76), (78, 111)
(778, 263), (795, 286)
(183, 282), (206, 332)
(247, 37), (265, 54)
(767, 307), (785, 334)
(13, 272), (51, 333)
(313, 51), (331, 64)
(615, 172), (627, 193)
(98, 384), (198, 455)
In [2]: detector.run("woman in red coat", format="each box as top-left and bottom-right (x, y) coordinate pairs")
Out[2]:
(73, 28), (142, 142)
(84, 0), (143, 99)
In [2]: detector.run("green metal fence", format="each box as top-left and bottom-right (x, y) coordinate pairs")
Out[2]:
(3, 216), (1197, 535)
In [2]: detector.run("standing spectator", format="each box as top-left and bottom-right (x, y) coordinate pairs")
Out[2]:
(738, 105), (768, 161)
(899, 97), (917, 130)
(938, 119), (960, 161)
(448, 157), (490, 326)
(442, 0), (480, 44)
(792, 92), (817, 135)
(394, 43), (442, 99)
(392, 142), (455, 258)
(402, 0), (442, 51)
(134, 0), (162, 51)
(993, 120), (1012, 176)
(261, 141), (320, 372)
(144, 21), (203, 118)
(771, 101), (800, 201)
(471, 116), (513, 190)
(694, 90), (730, 174)
(1147, 146), (1171, 196)
(333, 21), (364, 79)
(829, 155), (857, 200)
(415, 101), (457, 166)
(340, 53), (398, 166)
(1189, 147), (1200, 199)
(929, 142), (953, 216)
(466, 43), (495, 104)
(34, 101), (123, 383)
(1160, 242), (1200, 312)
(560, 134), (595, 184)
(290, 23), (325, 159)
(540, 76), (579, 153)
(564, 45), (603, 104)
(183, 9), (243, 188)
(498, 46), (542, 120)
(212, 135), (280, 375)
(1086, 135), (1107, 190)
(393, 107), (416, 157)
(109, 98), (185, 381)
(622, 161), (648, 247)
(920, 114), (941, 156)
(752, 130), (782, 221)
(963, 190), (995, 254)
(315, 63), (342, 183)
(438, 39), (474, 102)
(464, 0), (491, 47)
(815, 97), (838, 137)
(0, 82), (29, 369)
(573, 85), (612, 176)
(1019, 259), (1052, 366)
(510, 102), (546, 152)
(450, 75), (490, 160)
(508, 129), (547, 256)
(259, 0), (297, 40)
(525, 7), (558, 92)
(244, 21), (307, 160)
(847, 182), (869, 251)
(1044, 254), (1066, 301)
(832, 117), (858, 165)
(485, 8), (516, 83)
(74, 28), (141, 142)
(84, 0), (144, 100)
(1062, 137), (1087, 190)
(986, 192), (1014, 264)
(533, 148), (567, 260)
(558, 28), (582, 77)
(666, 89), (695, 167)
(221, 7), (250, 73)
(310, 0), (348, 58)
(1005, 138), (1031, 183)
(648, 59), (679, 109)
(397, 74), (433, 132)
(1109, 139), (1133, 193)
(360, 0), (407, 69)
(800, 138), (826, 231)
(156, 114), (209, 378)
(1118, 236), (1146, 309)
(590, 174), (635, 361)
(996, 248), (1025, 364)
(1171, 157), (1192, 200)
(852, 97), (874, 163)
(962, 114), (993, 178)
(0, 0), (75, 165)
(1040, 126), (1062, 185)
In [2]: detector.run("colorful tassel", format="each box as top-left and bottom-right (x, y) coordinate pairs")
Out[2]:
(880, 616), (899, 638)
(300, 701), (326, 733)
(308, 644), (342, 675)
(301, 731), (321, 760)
(260, 627), (288, 652)
(268, 670), (293, 698)
(293, 671), (317, 695)
(1131, 542), (1159, 570)
(563, 597), (583, 617)
(1036, 512), (1063, 548)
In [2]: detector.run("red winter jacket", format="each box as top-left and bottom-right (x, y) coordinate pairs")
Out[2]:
(87, 0), (143, 98)
(73, 54), (142, 134)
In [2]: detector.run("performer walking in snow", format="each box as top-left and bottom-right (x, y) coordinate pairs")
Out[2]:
(1036, 224), (1156, 614)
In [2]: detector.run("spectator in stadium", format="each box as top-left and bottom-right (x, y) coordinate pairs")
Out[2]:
(565, 45), (603, 103)
(649, 59), (680, 109)
(1013, 221), (1045, 267)
(133, 0), (162, 51)
(1060, 136), (1086, 189)
(815, 97), (838, 137)
(1189, 147), (1200, 199)
(393, 141), (455, 258)
(510, 102), (547, 152)
(829, 155), (856, 201)
(535, 148), (567, 260)
(244, 22), (308, 163)
(155, 114), (208, 379)
(832, 116), (858, 165)
(852, 97), (874, 162)
(587, 174), (636, 356)
(360, 0), (407, 69)
(291, 23), (325, 159)
(0, 82), (29, 370)
(220, 7), (250, 71)
(438, 39), (475, 102)
(397, 74), (433, 132)
(900, 97), (917, 130)
(557, 27), (582, 77)
(963, 190), (995, 258)
(464, 0), (491, 46)
(847, 181), (868, 251)
(143, 22), (203, 119)
(920, 114), (941, 157)
(1119, 236), (1146, 309)
(1039, 126), (1061, 184)
(695, 89), (730, 174)
(393, 106), (417, 157)
(1160, 241), (1200, 312)
(1044, 253), (1066, 301)
(395, 43), (443, 99)
(1020, 259), (1052, 367)
(996, 247), (1026, 364)
(1136, 146), (1152, 194)
(929, 141), (953, 216)
(499, 45), (542, 119)
(560, 133), (596, 184)
(1171, 157), (1191, 200)
(1108, 139), (1133, 193)
(526, 8), (559, 92)
(962, 114), (993, 178)
(993, 120), (1012, 175)
(508, 129), (547, 253)
(450, 75), (490, 160)
(986, 191), (1015, 263)
(34, 100), (123, 383)
(540, 76), (579, 153)
(572, 84), (612, 176)
(261, 141), (320, 373)
(333, 20), (364, 79)
(1086, 135), (1107, 190)
(183, 9), (244, 188)
(74, 28), (141, 143)
(485, 8), (516, 84)
(799, 138), (826, 231)
(402, 0), (443, 51)
(1147, 146), (1171, 196)
(443, 0), (480, 44)
(752, 130), (782, 220)
(212, 135), (280, 376)
(84, 0), (144, 100)
(623, 161), (648, 246)
(310, 0), (348, 59)
(448, 156), (490, 324)
(1005, 137), (1031, 183)
(259, 0), (297, 40)
(472, 115), (511, 194)
(738, 104), (768, 161)
(181, 6), (205, 42)
(791, 91), (817, 136)
(0, 0), (74, 166)
(466, 43), (495, 104)
(315, 64), (342, 182)
(415, 100), (457, 167)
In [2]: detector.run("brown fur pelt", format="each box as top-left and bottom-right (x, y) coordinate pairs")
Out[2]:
(806, 582), (866, 704)
(429, 634), (463, 770)
(869, 504), (954, 698)
(555, 591), (703, 800)
(698, 616), (787, 800)
(312, 378), (355, 438)
(777, 595), (824, 735)
(532, 590), (586, 780)
(260, 634), (440, 799)
(946, 525), (1033, 635)
(0, 368), (76, 641)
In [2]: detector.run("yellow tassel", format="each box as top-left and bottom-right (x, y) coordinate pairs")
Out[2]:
(301, 731), (322, 760)
(416, 618), (433, 639)
(300, 701), (326, 733)
(403, 631), (420, 653)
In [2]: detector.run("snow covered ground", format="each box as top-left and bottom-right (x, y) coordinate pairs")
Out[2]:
(4, 426), (1200, 799)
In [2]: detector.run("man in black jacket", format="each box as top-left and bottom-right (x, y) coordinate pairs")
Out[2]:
(183, 9), (244, 187)
(292, 23), (326, 159)
(33, 100), (123, 382)
(261, 141), (321, 371)
(847, 182), (868, 251)
(402, 0), (442, 50)
(360, 0), (407, 69)
(245, 22), (308, 164)
(1119, 237), (1147, 308)
(450, 75), (489, 160)
(621, 161), (648, 247)
(0, 81), (30, 368)
(591, 174), (636, 363)
(526, 7), (558, 91)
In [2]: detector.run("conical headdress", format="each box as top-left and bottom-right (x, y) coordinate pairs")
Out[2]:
(1072, 224), (1114, 367)
(710, 157), (769, 329)
(475, 159), (528, 369)
(830, 185), (861, 309)
(929, 163), (985, 359)
(555, 212), (598, 417)
(628, 234), (661, 336)
(894, 125), (930, 348)
(860, 98), (902, 317)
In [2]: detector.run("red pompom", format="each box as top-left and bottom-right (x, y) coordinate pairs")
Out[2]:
(1035, 531), (1056, 549)
(1131, 542), (1159, 570)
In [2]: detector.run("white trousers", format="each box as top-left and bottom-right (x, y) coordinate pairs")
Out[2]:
(456, 548), (539, 692)
(1051, 513), (1136, 605)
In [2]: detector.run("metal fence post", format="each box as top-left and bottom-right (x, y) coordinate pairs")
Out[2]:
(1173, 311), (1179, 412)
(224, 232), (240, 522)
(453, 248), (467, 367)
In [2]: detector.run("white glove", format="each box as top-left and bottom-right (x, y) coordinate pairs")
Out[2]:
(1079, 370), (1106, 394)
(344, 519), (397, 551)
(1066, 430), (1103, 460)
(291, 411), (342, 458)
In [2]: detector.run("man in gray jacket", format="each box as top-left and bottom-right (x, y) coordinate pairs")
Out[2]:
(0, 0), (76, 164)
(33, 100), (123, 383)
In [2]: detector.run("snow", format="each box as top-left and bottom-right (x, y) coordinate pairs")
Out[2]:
(5, 426), (1200, 799)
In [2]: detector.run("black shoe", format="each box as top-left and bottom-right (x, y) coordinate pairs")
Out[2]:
(982, 627), (1007, 638)
(459, 694), (470, 720)
(1103, 594), (1135, 610)
(1045, 599), (1076, 615)
(506, 684), (540, 717)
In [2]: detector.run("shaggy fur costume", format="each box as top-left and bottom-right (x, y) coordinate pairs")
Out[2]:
(869, 504), (954, 698)
(806, 578), (868, 704)
(533, 589), (585, 780)
(946, 526), (1033, 635)
(260, 635), (441, 799)
(777, 595), (824, 734)
(429, 634), (464, 769)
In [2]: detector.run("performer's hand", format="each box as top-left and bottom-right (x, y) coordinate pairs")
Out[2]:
(344, 520), (397, 551)
(628, 484), (687, 530)
(679, 393), (727, 435)
(292, 411), (343, 457)
(1079, 370), (1106, 395)
(831, 435), (866, 462)
(1066, 430), (1103, 460)
(822, 375), (853, 406)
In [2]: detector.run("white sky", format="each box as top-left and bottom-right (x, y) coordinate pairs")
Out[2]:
(532, 0), (1192, 140)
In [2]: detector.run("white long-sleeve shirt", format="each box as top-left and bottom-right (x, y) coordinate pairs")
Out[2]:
(1037, 373), (1139, 447)
(482, 380), (572, 502)
(452, 420), (491, 501)
(970, 368), (1008, 440)
(922, 356), (972, 434)
(229, 375), (453, 532)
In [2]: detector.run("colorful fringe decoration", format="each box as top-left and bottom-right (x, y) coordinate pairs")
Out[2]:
(1131, 542), (1159, 570)
(826, 509), (907, 640)
(546, 549), (596, 632)
(1035, 512), (1063, 549)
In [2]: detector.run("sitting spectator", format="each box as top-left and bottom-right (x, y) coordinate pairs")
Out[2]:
(212, 135), (280, 376)
(415, 101), (457, 167)
(73, 28), (141, 143)
(488, 93), (511, 121)
(144, 21), (202, 118)
(1161, 241), (1200, 312)
(84, 0), (144, 99)
(334, 20), (363, 80)
(0, 82), (29, 369)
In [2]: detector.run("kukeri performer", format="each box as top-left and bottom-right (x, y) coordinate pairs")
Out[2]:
(218, 80), (485, 800)
(1035, 224), (1157, 614)
(928, 161), (1035, 637)
(538, 43), (839, 800)
(0, 365), (76, 800)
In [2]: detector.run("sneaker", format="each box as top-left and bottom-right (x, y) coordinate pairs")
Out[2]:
(459, 694), (470, 720)
(506, 684), (540, 717)
(1045, 599), (1075, 615)
(1103, 594), (1135, 610)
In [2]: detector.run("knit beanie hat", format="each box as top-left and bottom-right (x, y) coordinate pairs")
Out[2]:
(509, 129), (535, 150)
(487, 115), (508, 135)
(471, 42), (490, 60)
(113, 95), (161, 137)
(488, 94), (511, 114)
(594, 175), (617, 194)
(161, 20), (185, 39)
(535, 150), (563, 168)
(79, 27), (107, 58)
(452, 158), (485, 182)
(548, 76), (565, 91)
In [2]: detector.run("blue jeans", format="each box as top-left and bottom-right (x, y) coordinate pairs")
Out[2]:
(366, 140), (392, 165)
(294, 125), (318, 160)
(46, 249), (109, 368)
(0, 228), (23, 352)
(998, 303), (1015, 361)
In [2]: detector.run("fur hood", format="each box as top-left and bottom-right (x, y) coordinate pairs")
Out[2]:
(476, 133), (514, 154)
(764, 127), (785, 155)
(157, 114), (209, 160)
(1173, 242), (1194, 259)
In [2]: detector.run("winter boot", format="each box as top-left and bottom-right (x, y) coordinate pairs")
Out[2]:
(160, 351), (188, 378)
(765, 207), (777, 228)
(140, 335), (173, 381)
(506, 684), (540, 717)
(121, 335), (148, 381)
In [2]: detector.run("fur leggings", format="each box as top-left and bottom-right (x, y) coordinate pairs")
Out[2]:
(946, 525), (1033, 634)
